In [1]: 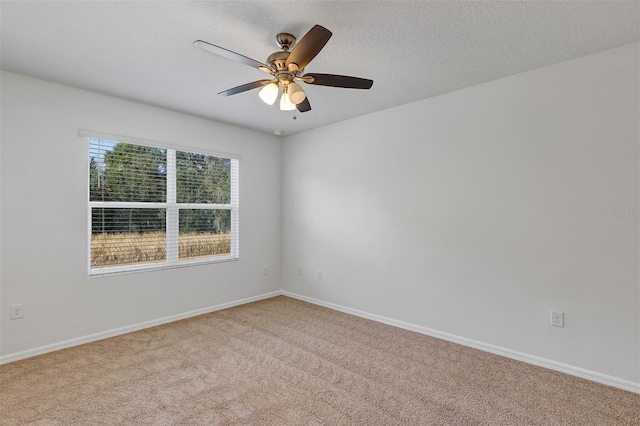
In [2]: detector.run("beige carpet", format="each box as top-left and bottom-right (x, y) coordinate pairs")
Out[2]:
(1, 296), (638, 425)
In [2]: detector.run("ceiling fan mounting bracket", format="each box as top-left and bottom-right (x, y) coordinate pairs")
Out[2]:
(275, 33), (296, 51)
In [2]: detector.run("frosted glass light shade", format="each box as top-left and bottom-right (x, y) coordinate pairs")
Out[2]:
(258, 83), (279, 105)
(280, 91), (296, 111)
(288, 82), (306, 104)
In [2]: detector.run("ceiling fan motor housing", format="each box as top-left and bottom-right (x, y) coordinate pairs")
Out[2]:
(266, 51), (290, 72)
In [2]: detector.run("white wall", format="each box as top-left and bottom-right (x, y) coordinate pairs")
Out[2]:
(0, 71), (282, 357)
(282, 43), (639, 383)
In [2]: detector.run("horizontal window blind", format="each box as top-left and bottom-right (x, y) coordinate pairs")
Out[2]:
(175, 209), (231, 260)
(91, 208), (167, 268)
(90, 139), (167, 203)
(230, 159), (240, 258)
(88, 137), (239, 275)
(176, 150), (231, 204)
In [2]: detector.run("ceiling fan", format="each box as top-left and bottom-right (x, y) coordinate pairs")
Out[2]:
(194, 25), (373, 113)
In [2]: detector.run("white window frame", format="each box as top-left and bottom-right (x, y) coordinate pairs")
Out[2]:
(84, 131), (239, 277)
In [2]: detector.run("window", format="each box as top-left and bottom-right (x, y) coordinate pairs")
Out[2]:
(88, 137), (239, 275)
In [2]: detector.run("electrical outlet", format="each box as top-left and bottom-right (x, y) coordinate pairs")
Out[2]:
(263, 266), (268, 275)
(317, 269), (323, 280)
(297, 267), (302, 276)
(551, 311), (564, 327)
(11, 304), (24, 320)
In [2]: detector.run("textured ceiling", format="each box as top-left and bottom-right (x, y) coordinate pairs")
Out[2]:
(1, 1), (638, 136)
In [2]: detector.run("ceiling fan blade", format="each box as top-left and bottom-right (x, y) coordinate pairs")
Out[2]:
(303, 73), (373, 89)
(286, 25), (332, 71)
(218, 80), (272, 96)
(194, 40), (273, 74)
(296, 98), (311, 113)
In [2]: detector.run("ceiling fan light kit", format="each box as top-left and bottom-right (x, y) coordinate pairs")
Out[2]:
(258, 82), (279, 105)
(194, 24), (373, 114)
(280, 87), (297, 111)
(287, 82), (306, 104)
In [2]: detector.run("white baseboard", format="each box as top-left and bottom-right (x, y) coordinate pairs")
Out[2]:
(282, 291), (640, 395)
(4, 289), (638, 395)
(0, 291), (282, 365)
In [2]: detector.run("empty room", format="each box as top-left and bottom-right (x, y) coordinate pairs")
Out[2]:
(1, 1), (638, 424)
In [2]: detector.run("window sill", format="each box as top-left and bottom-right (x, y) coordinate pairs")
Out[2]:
(89, 256), (239, 278)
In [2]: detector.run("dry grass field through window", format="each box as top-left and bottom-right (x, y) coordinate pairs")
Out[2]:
(91, 232), (231, 268)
